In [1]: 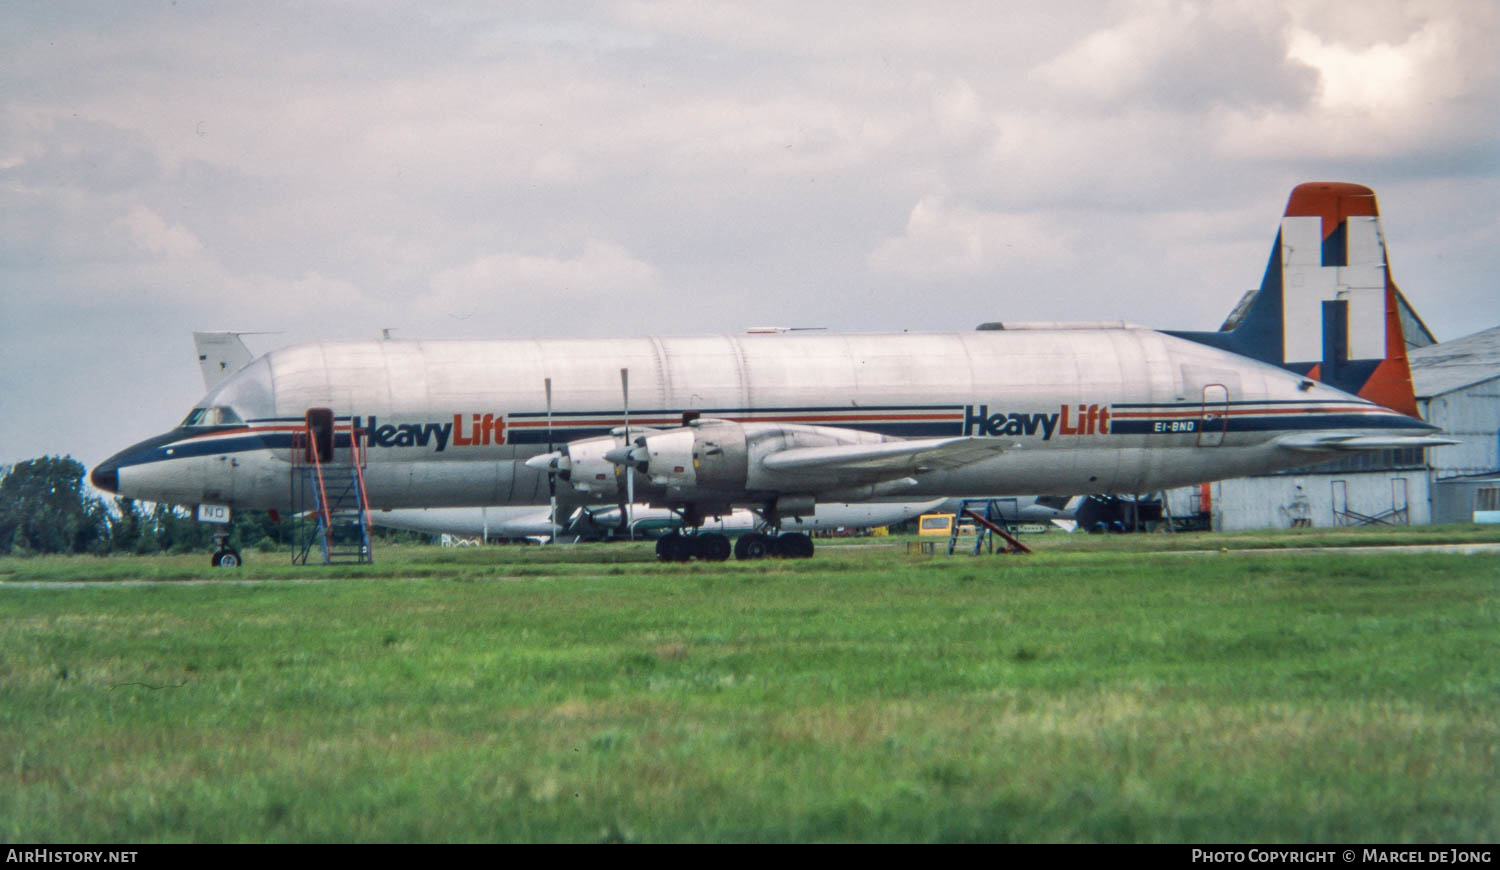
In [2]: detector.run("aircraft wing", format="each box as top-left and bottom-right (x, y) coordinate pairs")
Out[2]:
(761, 436), (1008, 476)
(1276, 433), (1461, 453)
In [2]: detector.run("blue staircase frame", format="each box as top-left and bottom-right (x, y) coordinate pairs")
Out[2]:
(945, 498), (1032, 556)
(291, 421), (374, 566)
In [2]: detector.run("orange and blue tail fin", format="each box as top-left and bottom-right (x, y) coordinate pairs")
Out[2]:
(1169, 182), (1421, 417)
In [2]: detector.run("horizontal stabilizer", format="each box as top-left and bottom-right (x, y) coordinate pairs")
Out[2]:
(762, 436), (1008, 474)
(1276, 432), (1460, 453)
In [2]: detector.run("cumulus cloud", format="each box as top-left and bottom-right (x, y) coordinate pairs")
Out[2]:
(1289, 26), (1432, 115)
(1215, 11), (1496, 170)
(927, 77), (993, 147)
(1032, 1), (1315, 110)
(869, 195), (1070, 280)
(427, 240), (660, 310)
(117, 206), (203, 260)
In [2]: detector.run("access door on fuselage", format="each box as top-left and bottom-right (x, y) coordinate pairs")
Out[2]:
(1198, 385), (1229, 447)
(305, 408), (335, 464)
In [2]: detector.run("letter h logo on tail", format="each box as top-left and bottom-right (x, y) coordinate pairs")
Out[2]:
(1166, 182), (1421, 417)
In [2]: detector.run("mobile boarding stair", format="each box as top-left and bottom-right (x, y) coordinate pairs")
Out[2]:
(290, 409), (375, 566)
(946, 499), (1033, 556)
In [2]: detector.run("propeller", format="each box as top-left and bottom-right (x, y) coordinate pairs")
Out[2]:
(524, 369), (646, 540)
(545, 377), (557, 544)
(620, 367), (633, 540)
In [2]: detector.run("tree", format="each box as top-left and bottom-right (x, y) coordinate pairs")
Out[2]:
(0, 456), (111, 555)
(1, 456), (384, 558)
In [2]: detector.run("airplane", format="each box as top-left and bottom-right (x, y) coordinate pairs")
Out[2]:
(927, 496), (1080, 527)
(373, 499), (946, 543)
(91, 182), (1457, 563)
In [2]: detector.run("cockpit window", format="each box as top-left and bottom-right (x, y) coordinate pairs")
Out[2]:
(180, 406), (245, 427)
(198, 354), (275, 422)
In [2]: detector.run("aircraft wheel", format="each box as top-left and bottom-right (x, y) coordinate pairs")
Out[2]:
(659, 533), (698, 563)
(213, 548), (242, 568)
(734, 532), (771, 560)
(777, 532), (814, 559)
(656, 533), (683, 562)
(699, 533), (732, 562)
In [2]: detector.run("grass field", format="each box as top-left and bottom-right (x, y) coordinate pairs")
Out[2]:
(2, 526), (1497, 842)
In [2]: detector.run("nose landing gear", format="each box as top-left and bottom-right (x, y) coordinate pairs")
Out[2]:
(210, 534), (242, 568)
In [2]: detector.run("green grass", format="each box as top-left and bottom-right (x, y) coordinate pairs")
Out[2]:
(1, 528), (1497, 842)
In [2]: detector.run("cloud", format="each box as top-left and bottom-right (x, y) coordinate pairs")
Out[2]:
(1285, 12), (1491, 126)
(427, 240), (660, 311)
(1032, 1), (1316, 110)
(869, 195), (1070, 280)
(117, 206), (203, 260)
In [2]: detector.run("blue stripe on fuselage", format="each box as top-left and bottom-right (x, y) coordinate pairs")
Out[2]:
(110, 429), (324, 468)
(110, 408), (1431, 469)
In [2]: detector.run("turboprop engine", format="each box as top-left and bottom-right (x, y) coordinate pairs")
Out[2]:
(608, 419), (928, 512)
(525, 431), (633, 502)
(527, 416), (1012, 527)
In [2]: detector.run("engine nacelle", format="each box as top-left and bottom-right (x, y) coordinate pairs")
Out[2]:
(617, 422), (746, 503)
(558, 434), (626, 501)
(540, 419), (908, 519)
(636, 428), (699, 491)
(625, 419), (892, 504)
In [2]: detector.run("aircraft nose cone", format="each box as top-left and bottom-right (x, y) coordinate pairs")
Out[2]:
(91, 461), (119, 494)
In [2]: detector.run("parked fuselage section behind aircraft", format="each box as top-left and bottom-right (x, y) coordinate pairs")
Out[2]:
(374, 500), (947, 543)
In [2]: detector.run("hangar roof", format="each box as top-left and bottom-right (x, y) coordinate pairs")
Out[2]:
(1410, 325), (1500, 397)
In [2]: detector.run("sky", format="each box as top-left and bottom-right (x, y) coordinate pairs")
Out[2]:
(3, 0), (1498, 472)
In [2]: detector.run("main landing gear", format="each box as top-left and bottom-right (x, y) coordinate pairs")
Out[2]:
(655, 530), (815, 562)
(735, 531), (814, 560)
(655, 532), (731, 562)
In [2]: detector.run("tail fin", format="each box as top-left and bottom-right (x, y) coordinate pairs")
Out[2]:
(193, 331), (256, 392)
(1168, 182), (1421, 417)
